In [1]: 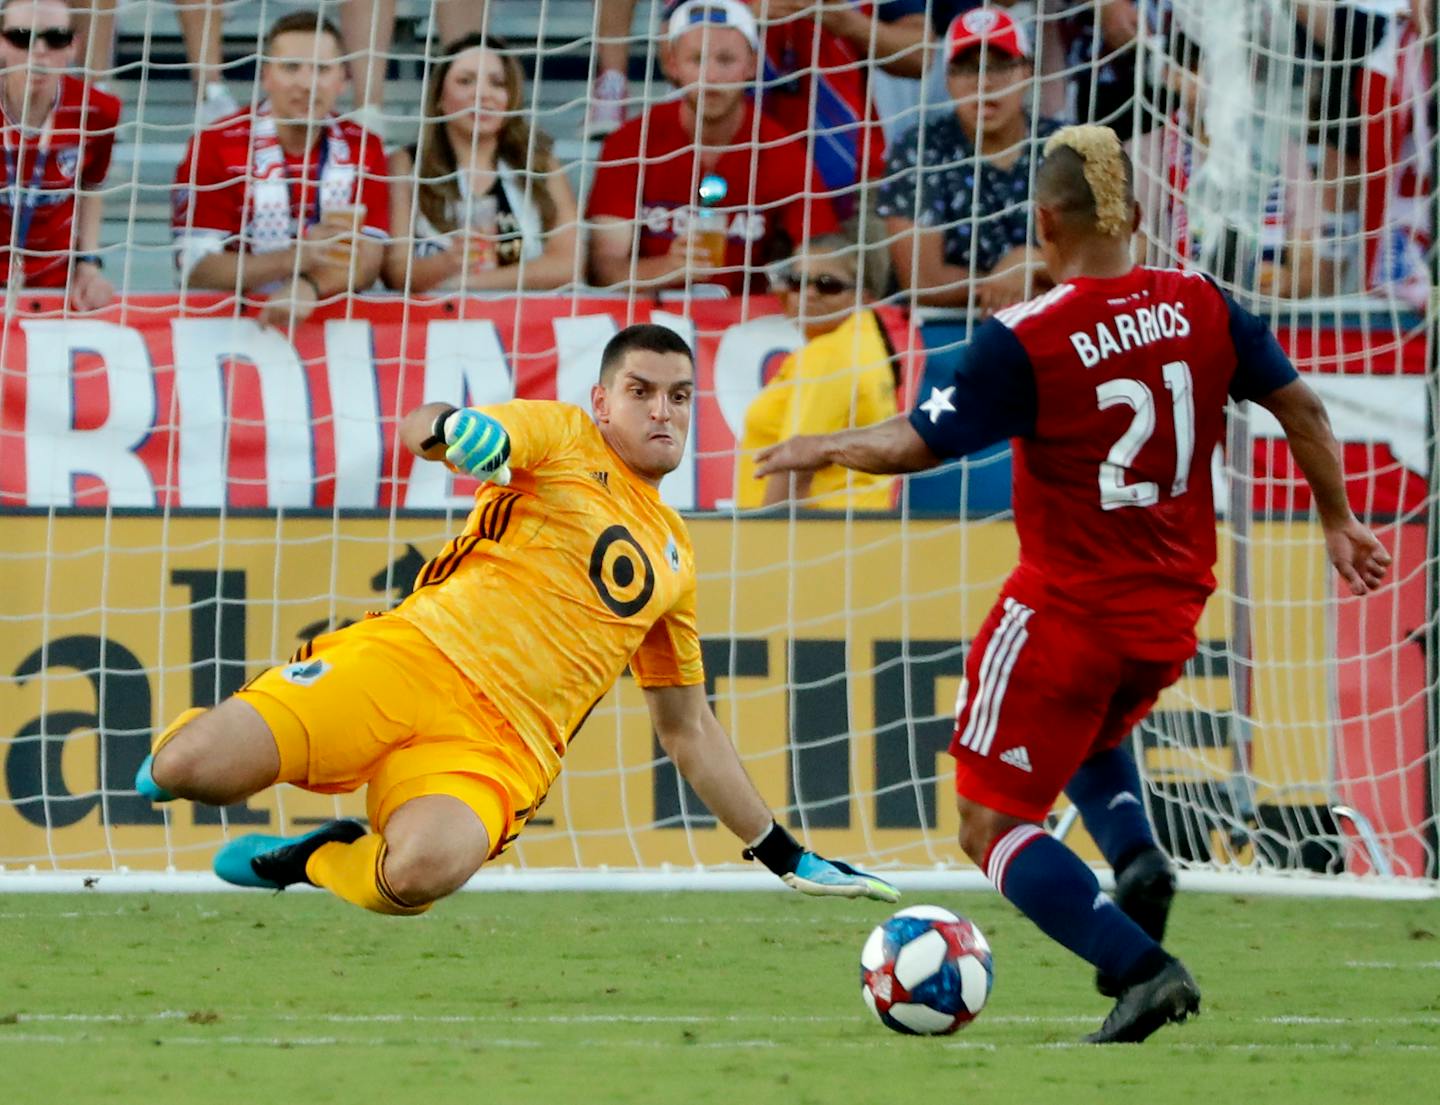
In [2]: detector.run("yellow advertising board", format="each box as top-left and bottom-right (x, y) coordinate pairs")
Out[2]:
(0, 515), (1332, 872)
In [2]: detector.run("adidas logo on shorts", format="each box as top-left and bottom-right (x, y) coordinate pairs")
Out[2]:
(999, 746), (1032, 773)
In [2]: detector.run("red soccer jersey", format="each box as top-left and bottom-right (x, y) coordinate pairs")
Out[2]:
(587, 100), (839, 293)
(0, 76), (119, 288)
(753, 2), (892, 208)
(910, 266), (1298, 660)
(172, 107), (389, 271)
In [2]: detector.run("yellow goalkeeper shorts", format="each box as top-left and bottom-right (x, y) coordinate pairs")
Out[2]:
(236, 614), (549, 858)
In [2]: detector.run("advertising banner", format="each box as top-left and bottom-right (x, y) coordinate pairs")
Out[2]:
(8, 515), (1421, 875)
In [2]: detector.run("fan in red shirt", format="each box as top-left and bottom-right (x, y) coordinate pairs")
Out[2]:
(590, 0), (929, 218)
(0, 0), (118, 309)
(587, 0), (839, 295)
(756, 125), (1392, 1045)
(171, 10), (388, 327)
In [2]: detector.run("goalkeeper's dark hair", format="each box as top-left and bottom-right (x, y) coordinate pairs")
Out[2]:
(1035, 125), (1135, 238)
(599, 325), (696, 384)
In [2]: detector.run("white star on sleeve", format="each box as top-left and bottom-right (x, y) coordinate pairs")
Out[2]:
(919, 385), (956, 423)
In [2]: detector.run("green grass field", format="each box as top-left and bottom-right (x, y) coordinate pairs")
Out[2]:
(3, 890), (1438, 1104)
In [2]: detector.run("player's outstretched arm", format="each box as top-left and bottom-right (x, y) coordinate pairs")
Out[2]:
(401, 402), (512, 485)
(753, 415), (940, 481)
(644, 683), (899, 903)
(1255, 378), (1391, 595)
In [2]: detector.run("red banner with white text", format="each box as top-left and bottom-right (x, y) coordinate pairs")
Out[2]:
(0, 293), (1426, 513)
(1, 293), (925, 512)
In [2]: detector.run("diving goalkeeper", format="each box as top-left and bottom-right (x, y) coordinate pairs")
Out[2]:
(137, 324), (898, 914)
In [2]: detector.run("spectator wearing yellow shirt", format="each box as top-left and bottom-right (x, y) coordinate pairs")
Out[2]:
(736, 233), (898, 511)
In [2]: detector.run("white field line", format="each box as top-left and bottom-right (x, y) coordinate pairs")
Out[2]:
(1344, 961), (1440, 969)
(9, 1012), (1440, 1027)
(2, 1034), (1433, 1055)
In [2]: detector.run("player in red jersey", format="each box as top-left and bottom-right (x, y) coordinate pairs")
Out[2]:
(587, 0), (839, 294)
(171, 10), (388, 327)
(756, 125), (1392, 1044)
(0, 0), (119, 308)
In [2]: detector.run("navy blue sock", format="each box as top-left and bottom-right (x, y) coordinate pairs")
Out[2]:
(986, 825), (1168, 984)
(1065, 747), (1157, 873)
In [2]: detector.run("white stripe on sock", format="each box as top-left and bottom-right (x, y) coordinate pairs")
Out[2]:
(986, 824), (1047, 896)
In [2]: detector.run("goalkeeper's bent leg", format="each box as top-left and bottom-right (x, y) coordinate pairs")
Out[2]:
(136, 707), (209, 801)
(306, 833), (432, 916)
(308, 793), (493, 916)
(149, 698), (283, 806)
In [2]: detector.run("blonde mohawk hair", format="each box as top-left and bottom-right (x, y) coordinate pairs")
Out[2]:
(1040, 125), (1132, 237)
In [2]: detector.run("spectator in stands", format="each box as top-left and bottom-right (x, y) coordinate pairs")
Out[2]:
(591, 0), (928, 217)
(383, 33), (579, 292)
(1054, 0), (1148, 140)
(343, 0), (488, 137)
(67, 0), (281, 126)
(877, 8), (1060, 312)
(1292, 0), (1431, 304)
(735, 227), (899, 509)
(1127, 29), (1330, 298)
(0, 0), (119, 308)
(171, 10), (388, 328)
(588, 0), (840, 295)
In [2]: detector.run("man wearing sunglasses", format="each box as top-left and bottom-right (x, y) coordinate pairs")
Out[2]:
(0, 0), (118, 309)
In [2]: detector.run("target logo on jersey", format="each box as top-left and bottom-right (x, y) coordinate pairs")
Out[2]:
(860, 906), (994, 1035)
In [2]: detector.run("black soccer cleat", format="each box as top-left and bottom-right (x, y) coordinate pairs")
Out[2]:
(214, 818), (367, 890)
(1097, 847), (1177, 997)
(1083, 958), (1201, 1044)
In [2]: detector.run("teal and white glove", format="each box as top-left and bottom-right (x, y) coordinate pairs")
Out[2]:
(783, 853), (900, 903)
(744, 820), (900, 904)
(443, 408), (511, 486)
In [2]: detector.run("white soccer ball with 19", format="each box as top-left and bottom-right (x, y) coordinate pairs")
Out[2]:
(860, 905), (993, 1035)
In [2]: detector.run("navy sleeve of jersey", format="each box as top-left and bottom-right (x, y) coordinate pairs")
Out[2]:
(1212, 284), (1300, 401)
(908, 319), (1038, 459)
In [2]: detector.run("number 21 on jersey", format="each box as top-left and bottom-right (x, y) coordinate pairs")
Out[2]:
(1095, 360), (1195, 510)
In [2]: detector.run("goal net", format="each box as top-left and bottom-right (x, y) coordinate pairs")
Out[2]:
(0, 0), (1434, 894)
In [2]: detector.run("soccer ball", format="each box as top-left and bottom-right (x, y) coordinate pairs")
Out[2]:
(859, 905), (993, 1035)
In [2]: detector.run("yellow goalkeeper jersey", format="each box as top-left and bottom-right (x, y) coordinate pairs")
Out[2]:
(395, 400), (704, 781)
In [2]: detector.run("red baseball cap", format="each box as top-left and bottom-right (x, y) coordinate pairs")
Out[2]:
(946, 7), (1030, 63)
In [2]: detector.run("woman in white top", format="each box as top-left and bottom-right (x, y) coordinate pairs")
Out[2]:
(383, 34), (580, 292)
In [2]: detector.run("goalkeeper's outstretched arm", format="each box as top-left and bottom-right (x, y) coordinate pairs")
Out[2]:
(644, 683), (899, 903)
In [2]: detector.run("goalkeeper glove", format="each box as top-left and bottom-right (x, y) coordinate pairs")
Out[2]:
(441, 407), (512, 485)
(744, 820), (900, 904)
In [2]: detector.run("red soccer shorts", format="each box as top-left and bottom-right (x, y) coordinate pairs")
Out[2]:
(950, 594), (1188, 823)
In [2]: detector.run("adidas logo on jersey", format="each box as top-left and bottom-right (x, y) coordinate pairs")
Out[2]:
(999, 746), (1032, 772)
(589, 470), (610, 489)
